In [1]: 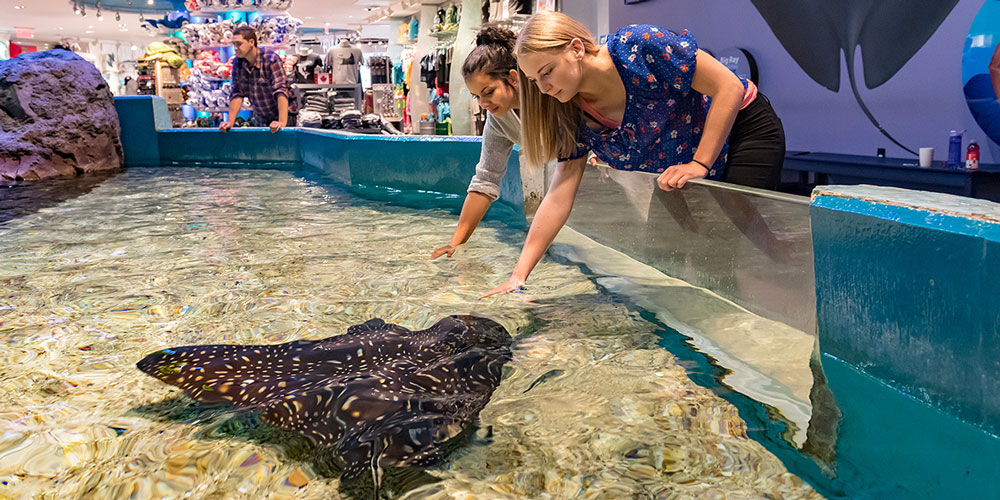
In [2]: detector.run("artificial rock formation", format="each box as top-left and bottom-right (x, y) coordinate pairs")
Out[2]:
(0, 49), (124, 181)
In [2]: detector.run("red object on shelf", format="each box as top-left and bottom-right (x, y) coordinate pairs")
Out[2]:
(10, 43), (37, 58)
(315, 72), (332, 84)
(966, 141), (980, 171)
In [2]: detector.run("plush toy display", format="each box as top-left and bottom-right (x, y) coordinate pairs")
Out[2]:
(250, 15), (302, 46)
(182, 16), (300, 49)
(185, 0), (293, 13)
(186, 79), (252, 111)
(187, 51), (245, 112)
(192, 50), (232, 79)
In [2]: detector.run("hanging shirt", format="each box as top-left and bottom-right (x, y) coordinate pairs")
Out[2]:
(408, 18), (419, 40)
(420, 54), (437, 89)
(559, 25), (752, 181)
(392, 60), (405, 86)
(404, 57), (414, 88)
(325, 44), (363, 84)
(436, 52), (448, 89)
(294, 52), (323, 84)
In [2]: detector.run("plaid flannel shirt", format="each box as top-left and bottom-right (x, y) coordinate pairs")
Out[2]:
(230, 49), (297, 126)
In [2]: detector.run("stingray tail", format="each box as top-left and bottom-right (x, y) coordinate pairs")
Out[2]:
(846, 50), (917, 156)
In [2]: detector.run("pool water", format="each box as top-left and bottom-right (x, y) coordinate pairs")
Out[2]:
(0, 168), (822, 499)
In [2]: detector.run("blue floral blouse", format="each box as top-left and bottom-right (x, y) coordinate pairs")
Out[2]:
(560, 25), (749, 180)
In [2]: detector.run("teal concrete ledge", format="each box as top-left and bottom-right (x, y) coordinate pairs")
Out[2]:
(113, 96), (172, 167)
(810, 185), (1000, 433)
(298, 128), (483, 195)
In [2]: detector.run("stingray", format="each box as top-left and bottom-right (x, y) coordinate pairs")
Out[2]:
(750, 0), (959, 155)
(136, 315), (512, 493)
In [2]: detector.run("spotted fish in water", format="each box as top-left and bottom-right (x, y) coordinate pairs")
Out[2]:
(136, 315), (512, 481)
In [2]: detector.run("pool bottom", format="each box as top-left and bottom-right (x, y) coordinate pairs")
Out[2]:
(0, 167), (822, 499)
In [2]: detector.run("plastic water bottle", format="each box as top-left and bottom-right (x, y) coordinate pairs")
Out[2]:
(948, 130), (963, 168)
(966, 141), (980, 171)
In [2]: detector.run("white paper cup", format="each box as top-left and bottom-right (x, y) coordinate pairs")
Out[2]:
(919, 147), (934, 167)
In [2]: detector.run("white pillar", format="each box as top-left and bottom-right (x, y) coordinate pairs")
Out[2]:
(448, 0), (482, 135)
(407, 4), (440, 128)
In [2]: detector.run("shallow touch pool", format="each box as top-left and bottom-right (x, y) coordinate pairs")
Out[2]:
(0, 167), (822, 499)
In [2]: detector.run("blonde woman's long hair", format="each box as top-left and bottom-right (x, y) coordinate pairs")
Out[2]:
(515, 10), (600, 168)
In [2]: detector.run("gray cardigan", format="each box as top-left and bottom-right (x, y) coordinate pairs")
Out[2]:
(467, 110), (522, 201)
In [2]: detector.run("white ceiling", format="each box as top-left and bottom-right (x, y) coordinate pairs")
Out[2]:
(0, 0), (393, 46)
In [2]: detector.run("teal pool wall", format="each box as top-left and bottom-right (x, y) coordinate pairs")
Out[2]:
(113, 96), (1000, 499)
(113, 96), (172, 167)
(112, 97), (526, 220)
(809, 354), (1000, 499)
(810, 186), (1000, 433)
(158, 128), (301, 166)
(809, 186), (1000, 498)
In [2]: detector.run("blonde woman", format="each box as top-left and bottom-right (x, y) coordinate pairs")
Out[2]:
(482, 11), (784, 297)
(431, 26), (524, 259)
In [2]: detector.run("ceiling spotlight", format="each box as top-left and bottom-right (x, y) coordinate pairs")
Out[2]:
(97, 12), (104, 20)
(147, 0), (154, 4)
(115, 11), (120, 21)
(13, 5), (24, 9)
(139, 13), (144, 22)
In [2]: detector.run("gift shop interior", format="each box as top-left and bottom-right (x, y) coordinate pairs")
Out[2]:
(1, 0), (563, 135)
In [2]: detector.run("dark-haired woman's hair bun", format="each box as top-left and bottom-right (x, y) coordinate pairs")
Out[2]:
(475, 25), (516, 51)
(463, 24), (518, 81)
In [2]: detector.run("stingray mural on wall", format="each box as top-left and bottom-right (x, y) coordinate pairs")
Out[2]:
(749, 0), (960, 155)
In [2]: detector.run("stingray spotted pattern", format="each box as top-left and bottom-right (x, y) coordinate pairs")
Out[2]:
(136, 315), (513, 478)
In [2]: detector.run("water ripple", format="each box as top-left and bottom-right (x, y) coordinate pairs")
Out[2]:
(0, 168), (821, 499)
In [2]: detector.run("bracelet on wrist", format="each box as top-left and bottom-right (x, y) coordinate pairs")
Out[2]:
(691, 159), (710, 170)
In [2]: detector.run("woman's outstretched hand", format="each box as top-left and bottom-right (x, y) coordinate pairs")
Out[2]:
(480, 275), (526, 298)
(431, 244), (458, 259)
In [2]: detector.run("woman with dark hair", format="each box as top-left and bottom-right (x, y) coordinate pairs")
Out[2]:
(430, 25), (526, 259)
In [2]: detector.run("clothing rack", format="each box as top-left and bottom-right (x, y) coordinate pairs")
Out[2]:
(368, 55), (392, 84)
(419, 47), (454, 91)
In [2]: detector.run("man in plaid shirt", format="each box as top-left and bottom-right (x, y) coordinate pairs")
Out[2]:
(220, 26), (298, 133)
